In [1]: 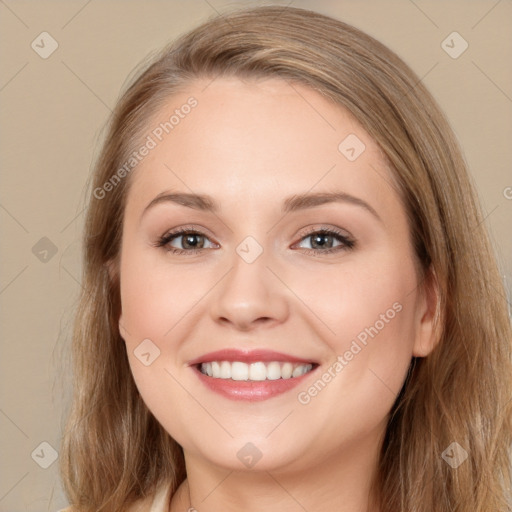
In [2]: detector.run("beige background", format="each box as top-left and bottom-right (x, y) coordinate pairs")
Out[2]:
(0, 0), (511, 510)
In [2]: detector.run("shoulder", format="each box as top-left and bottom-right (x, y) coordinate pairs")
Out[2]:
(57, 483), (171, 512)
(56, 499), (153, 512)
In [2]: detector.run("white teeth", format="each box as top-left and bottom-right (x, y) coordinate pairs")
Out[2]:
(220, 361), (231, 379)
(281, 362), (293, 379)
(200, 361), (314, 381)
(292, 365), (306, 378)
(231, 362), (248, 381)
(249, 362), (267, 381)
(266, 361), (281, 380)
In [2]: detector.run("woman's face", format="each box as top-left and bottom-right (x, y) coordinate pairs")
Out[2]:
(117, 77), (436, 473)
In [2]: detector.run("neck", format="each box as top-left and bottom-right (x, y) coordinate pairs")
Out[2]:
(171, 429), (383, 512)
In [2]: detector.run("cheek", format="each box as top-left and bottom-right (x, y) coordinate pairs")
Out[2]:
(288, 256), (418, 449)
(295, 250), (419, 394)
(117, 250), (183, 388)
(118, 253), (196, 436)
(119, 250), (193, 341)
(289, 249), (418, 346)
(118, 249), (220, 414)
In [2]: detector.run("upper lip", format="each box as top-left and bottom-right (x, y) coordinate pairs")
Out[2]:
(188, 349), (318, 366)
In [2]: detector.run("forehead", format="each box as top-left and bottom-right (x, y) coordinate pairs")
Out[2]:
(125, 77), (397, 217)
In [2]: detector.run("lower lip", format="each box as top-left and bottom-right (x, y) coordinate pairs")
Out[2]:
(193, 365), (317, 401)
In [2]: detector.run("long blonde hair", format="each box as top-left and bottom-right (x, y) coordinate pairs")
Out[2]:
(60, 6), (512, 511)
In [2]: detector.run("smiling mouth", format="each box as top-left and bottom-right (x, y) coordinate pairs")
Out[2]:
(198, 361), (316, 381)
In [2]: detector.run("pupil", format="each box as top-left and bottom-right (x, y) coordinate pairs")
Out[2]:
(184, 234), (203, 249)
(312, 233), (333, 249)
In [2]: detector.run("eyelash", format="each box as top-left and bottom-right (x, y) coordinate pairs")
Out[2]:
(155, 225), (356, 257)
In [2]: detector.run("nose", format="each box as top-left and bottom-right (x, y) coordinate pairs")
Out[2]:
(209, 247), (290, 332)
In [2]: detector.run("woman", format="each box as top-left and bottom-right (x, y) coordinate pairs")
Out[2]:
(59, 6), (512, 511)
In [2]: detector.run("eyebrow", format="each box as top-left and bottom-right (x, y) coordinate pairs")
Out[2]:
(141, 190), (382, 222)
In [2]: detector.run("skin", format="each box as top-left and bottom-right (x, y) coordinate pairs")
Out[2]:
(116, 77), (439, 512)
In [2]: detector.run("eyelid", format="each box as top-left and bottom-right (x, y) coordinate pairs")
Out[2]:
(159, 224), (217, 242)
(295, 224), (353, 240)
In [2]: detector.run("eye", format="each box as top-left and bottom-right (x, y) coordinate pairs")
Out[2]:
(155, 228), (218, 254)
(154, 225), (355, 256)
(293, 227), (355, 255)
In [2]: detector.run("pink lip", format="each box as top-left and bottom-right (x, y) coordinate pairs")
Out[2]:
(187, 348), (316, 366)
(192, 365), (318, 401)
(188, 349), (318, 402)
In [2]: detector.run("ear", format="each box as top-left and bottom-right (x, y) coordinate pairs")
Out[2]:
(105, 258), (118, 282)
(105, 258), (126, 338)
(412, 267), (442, 357)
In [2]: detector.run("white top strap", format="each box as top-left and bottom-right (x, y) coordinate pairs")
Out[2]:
(150, 482), (171, 512)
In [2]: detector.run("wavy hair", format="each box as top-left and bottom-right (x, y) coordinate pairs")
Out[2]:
(60, 6), (512, 511)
